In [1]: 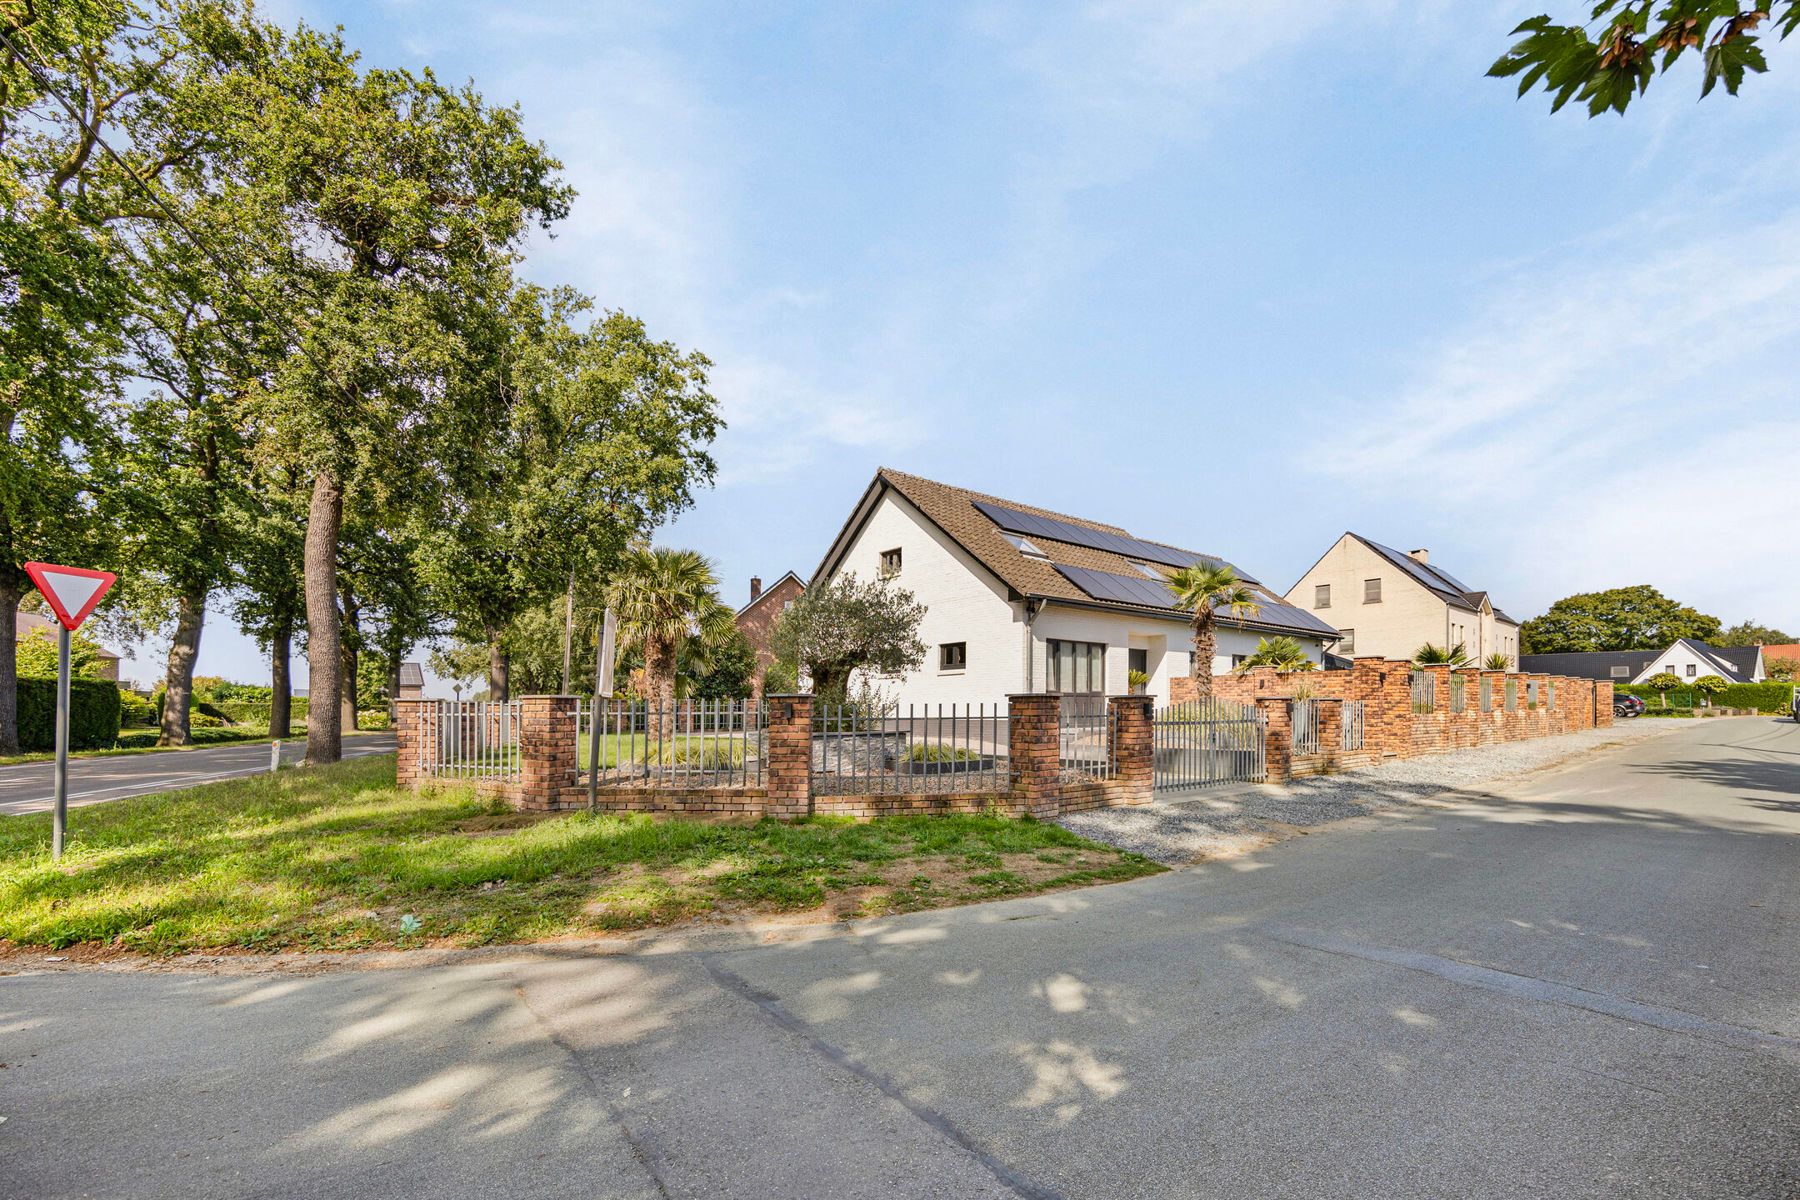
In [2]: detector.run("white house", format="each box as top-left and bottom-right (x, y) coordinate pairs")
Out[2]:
(1520, 640), (1765, 685)
(809, 469), (1342, 706)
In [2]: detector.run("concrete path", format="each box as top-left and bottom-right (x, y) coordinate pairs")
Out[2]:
(0, 733), (396, 816)
(2, 718), (1795, 1198)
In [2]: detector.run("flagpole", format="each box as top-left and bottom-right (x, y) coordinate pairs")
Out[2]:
(52, 624), (70, 861)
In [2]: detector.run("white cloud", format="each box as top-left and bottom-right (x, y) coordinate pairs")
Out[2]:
(1316, 190), (1800, 627)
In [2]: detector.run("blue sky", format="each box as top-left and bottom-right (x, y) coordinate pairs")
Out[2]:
(121, 1), (1800, 690)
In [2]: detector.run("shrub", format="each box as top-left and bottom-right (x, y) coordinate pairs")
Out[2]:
(190, 711), (227, 728)
(908, 742), (978, 762)
(356, 709), (392, 731)
(118, 691), (158, 728)
(1619, 681), (1795, 713)
(14, 677), (122, 751)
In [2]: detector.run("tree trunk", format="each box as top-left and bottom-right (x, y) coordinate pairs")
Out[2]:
(0, 577), (20, 755)
(386, 649), (402, 722)
(304, 470), (343, 765)
(339, 586), (359, 733)
(159, 585), (207, 746)
(1191, 616), (1217, 699)
(487, 624), (509, 701)
(270, 614), (292, 738)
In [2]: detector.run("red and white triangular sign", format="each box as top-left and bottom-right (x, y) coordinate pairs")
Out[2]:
(23, 562), (116, 631)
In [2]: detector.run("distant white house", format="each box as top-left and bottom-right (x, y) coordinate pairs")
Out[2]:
(1519, 639), (1764, 685)
(809, 469), (1342, 706)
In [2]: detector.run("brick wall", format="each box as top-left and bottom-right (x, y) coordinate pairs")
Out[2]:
(400, 689), (1153, 822)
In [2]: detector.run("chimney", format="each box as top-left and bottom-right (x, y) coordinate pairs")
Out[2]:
(1408, 548), (1429, 565)
(749, 576), (762, 602)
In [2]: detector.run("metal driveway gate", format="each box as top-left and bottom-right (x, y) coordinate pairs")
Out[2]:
(1153, 698), (1266, 791)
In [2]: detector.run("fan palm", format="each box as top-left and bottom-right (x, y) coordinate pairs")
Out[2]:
(605, 547), (728, 715)
(1237, 635), (1316, 672)
(1168, 563), (1260, 699)
(1413, 642), (1471, 668)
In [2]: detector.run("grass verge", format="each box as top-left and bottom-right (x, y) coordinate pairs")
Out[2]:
(0, 726), (391, 767)
(0, 754), (1160, 955)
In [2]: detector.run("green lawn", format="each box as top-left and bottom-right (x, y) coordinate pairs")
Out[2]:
(0, 753), (1160, 955)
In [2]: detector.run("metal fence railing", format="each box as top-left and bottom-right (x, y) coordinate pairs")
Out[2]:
(1152, 698), (1266, 790)
(1291, 698), (1322, 756)
(1480, 677), (1493, 712)
(1449, 674), (1467, 713)
(811, 702), (1011, 795)
(1410, 671), (1436, 714)
(1058, 694), (1114, 782)
(579, 699), (767, 788)
(1527, 679), (1540, 709)
(1341, 699), (1365, 751)
(1505, 678), (1519, 712)
(426, 700), (524, 780)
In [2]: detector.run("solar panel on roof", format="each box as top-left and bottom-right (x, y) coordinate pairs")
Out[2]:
(1056, 565), (1180, 609)
(974, 499), (1257, 579)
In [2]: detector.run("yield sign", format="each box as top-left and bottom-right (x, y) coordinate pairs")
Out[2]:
(23, 562), (116, 631)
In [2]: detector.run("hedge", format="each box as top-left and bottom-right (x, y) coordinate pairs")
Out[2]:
(15, 677), (123, 751)
(1617, 682), (1797, 713)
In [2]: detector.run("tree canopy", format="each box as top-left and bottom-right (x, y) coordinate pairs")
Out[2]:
(770, 573), (925, 702)
(1520, 586), (1721, 653)
(1712, 620), (1793, 647)
(1492, 2), (1799, 116)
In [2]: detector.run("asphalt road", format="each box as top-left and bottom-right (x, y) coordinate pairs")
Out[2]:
(2, 717), (1795, 1199)
(0, 733), (396, 816)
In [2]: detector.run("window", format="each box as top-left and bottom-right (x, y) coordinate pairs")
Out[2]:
(939, 642), (967, 672)
(1610, 665), (1628, 678)
(1686, 663), (1696, 677)
(1002, 533), (1047, 559)
(1338, 628), (1355, 654)
(1231, 655), (1247, 669)
(1128, 648), (1149, 676)
(1047, 639), (1105, 694)
(1364, 578), (1382, 604)
(1314, 584), (1331, 609)
(879, 547), (902, 578)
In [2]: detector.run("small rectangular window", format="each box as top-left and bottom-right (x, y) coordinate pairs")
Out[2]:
(1610, 665), (1628, 678)
(1314, 584), (1331, 609)
(1339, 628), (1355, 654)
(1364, 578), (1382, 604)
(939, 642), (967, 672)
(879, 547), (902, 578)
(1686, 663), (1696, 677)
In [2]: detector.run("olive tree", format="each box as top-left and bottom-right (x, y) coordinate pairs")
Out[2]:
(769, 574), (925, 702)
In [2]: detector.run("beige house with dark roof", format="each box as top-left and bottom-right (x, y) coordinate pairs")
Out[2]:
(1283, 533), (1521, 668)
(15, 607), (121, 681)
(811, 469), (1341, 706)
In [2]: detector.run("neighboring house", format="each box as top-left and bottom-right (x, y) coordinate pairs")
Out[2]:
(1284, 534), (1521, 668)
(810, 469), (1341, 706)
(15, 607), (122, 682)
(1758, 643), (1800, 676)
(734, 571), (805, 698)
(1521, 640), (1765, 685)
(397, 662), (425, 699)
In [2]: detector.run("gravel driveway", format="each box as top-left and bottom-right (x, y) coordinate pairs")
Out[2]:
(1060, 718), (1689, 864)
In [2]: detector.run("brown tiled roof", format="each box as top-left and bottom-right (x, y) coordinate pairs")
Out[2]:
(821, 469), (1339, 639)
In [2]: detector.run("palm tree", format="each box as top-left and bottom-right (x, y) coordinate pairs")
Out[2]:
(1482, 651), (1511, 671)
(1413, 642), (1471, 667)
(1168, 563), (1260, 699)
(606, 547), (730, 717)
(1236, 635), (1315, 672)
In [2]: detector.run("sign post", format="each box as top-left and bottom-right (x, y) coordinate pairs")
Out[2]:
(23, 562), (117, 861)
(586, 607), (617, 813)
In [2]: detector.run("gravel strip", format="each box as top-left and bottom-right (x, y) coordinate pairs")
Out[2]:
(1059, 719), (1689, 866)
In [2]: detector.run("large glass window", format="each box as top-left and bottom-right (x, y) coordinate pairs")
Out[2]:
(1047, 639), (1106, 694)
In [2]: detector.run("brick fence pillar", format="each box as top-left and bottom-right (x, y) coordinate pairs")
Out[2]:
(765, 694), (814, 818)
(1595, 680), (1614, 727)
(1257, 697), (1292, 783)
(394, 699), (436, 790)
(1107, 694), (1153, 806)
(1317, 698), (1343, 766)
(1008, 693), (1062, 819)
(518, 696), (578, 809)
